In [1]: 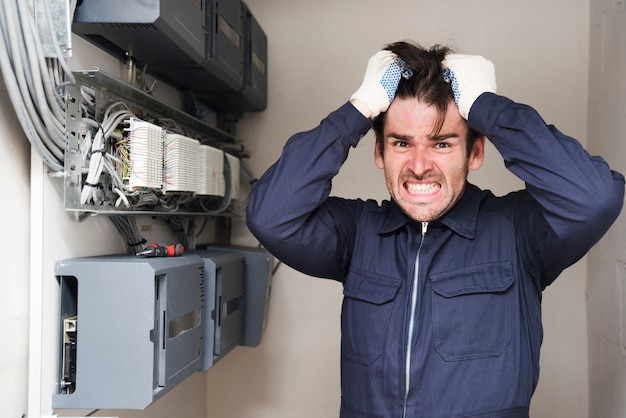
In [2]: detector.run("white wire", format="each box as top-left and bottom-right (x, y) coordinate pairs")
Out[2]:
(114, 188), (130, 207)
(80, 103), (135, 204)
(17, 0), (67, 152)
(102, 156), (126, 192)
(39, 0), (75, 85)
(3, 0), (64, 157)
(0, 1), (63, 171)
(24, 0), (68, 121)
(0, 0), (80, 173)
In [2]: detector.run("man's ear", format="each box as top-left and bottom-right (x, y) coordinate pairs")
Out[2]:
(468, 136), (486, 170)
(374, 139), (385, 169)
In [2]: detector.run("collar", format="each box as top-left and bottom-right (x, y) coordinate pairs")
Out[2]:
(378, 182), (483, 239)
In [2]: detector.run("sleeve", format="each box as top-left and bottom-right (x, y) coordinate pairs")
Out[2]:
(468, 93), (625, 286)
(246, 102), (373, 280)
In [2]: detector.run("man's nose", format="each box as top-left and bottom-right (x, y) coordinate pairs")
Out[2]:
(410, 149), (432, 175)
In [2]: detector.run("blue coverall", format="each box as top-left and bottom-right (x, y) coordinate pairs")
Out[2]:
(246, 93), (625, 417)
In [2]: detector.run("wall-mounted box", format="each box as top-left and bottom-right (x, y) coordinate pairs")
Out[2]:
(72, 0), (206, 66)
(72, 0), (266, 112)
(51, 246), (271, 410)
(53, 255), (205, 410)
(204, 245), (273, 347)
(203, 2), (268, 112)
(196, 250), (245, 371)
(192, 245), (272, 370)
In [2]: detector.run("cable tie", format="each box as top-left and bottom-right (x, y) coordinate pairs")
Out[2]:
(83, 181), (102, 189)
(128, 238), (146, 247)
(91, 148), (107, 155)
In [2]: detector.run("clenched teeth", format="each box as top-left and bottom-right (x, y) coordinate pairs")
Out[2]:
(405, 182), (439, 195)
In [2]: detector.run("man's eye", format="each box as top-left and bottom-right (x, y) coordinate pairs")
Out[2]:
(395, 141), (409, 148)
(435, 142), (450, 149)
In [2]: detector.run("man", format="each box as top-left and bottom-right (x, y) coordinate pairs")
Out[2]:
(246, 41), (624, 418)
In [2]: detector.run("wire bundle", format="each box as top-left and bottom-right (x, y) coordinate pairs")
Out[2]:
(0, 0), (75, 172)
(109, 215), (145, 255)
(79, 102), (135, 205)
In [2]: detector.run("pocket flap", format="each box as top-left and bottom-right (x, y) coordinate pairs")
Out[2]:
(343, 270), (402, 305)
(430, 262), (514, 298)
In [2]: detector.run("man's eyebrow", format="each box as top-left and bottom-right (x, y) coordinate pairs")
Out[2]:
(428, 132), (459, 141)
(385, 132), (460, 142)
(385, 132), (413, 142)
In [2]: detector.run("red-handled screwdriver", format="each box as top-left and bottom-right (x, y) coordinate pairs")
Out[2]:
(136, 243), (184, 257)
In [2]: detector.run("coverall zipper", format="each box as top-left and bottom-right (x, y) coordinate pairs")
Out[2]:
(402, 221), (428, 418)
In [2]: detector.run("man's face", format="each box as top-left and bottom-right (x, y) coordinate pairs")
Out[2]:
(375, 97), (485, 222)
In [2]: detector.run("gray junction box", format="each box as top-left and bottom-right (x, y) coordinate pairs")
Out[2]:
(53, 255), (205, 409)
(52, 246), (272, 410)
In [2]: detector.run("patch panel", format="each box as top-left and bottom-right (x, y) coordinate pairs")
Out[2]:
(127, 118), (165, 190)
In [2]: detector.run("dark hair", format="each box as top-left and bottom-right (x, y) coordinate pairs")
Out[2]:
(372, 41), (481, 157)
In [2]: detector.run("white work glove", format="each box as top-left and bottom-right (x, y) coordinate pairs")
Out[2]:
(351, 50), (413, 118)
(442, 54), (497, 119)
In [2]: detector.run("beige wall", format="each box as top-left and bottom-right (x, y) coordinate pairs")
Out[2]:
(3, 1), (620, 417)
(587, 1), (626, 417)
(0, 58), (31, 418)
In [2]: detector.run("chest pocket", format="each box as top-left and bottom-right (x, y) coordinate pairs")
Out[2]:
(342, 270), (402, 366)
(430, 262), (515, 362)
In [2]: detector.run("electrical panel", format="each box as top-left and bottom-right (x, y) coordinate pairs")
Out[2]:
(202, 2), (268, 112)
(196, 245), (273, 372)
(64, 70), (242, 215)
(52, 246), (272, 410)
(72, 0), (267, 112)
(53, 255), (205, 409)
(198, 250), (245, 371)
(202, 245), (273, 347)
(72, 0), (206, 66)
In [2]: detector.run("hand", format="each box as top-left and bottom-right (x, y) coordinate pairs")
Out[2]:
(351, 50), (413, 118)
(442, 54), (497, 119)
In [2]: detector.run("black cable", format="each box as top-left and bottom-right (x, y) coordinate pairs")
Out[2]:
(109, 215), (145, 254)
